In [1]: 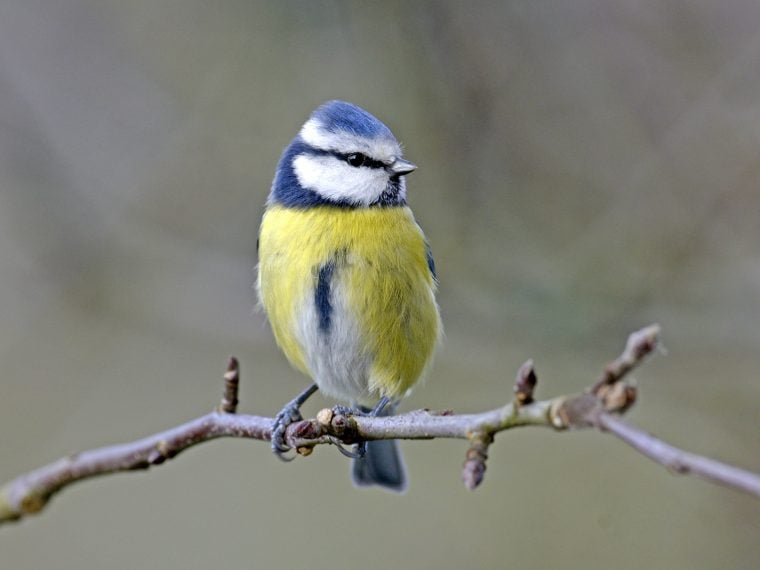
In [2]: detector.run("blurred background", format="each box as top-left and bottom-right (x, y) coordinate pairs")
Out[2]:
(1, 1), (759, 568)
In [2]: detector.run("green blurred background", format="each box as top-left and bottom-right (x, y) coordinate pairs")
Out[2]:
(1, 1), (759, 568)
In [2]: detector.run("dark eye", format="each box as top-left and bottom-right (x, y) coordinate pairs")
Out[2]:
(346, 153), (367, 167)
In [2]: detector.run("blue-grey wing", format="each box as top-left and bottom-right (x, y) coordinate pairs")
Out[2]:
(425, 243), (438, 283)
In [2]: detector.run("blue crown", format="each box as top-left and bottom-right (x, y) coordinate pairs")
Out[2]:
(311, 100), (395, 140)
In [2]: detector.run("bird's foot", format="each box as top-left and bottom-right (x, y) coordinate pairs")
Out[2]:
(329, 397), (393, 459)
(271, 383), (319, 461)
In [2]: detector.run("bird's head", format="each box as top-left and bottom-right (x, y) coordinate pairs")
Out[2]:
(270, 100), (416, 208)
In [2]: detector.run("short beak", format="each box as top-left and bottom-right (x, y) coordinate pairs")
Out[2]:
(388, 158), (417, 176)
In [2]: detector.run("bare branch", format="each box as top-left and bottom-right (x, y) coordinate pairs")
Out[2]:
(1, 324), (758, 526)
(0, 412), (273, 524)
(596, 413), (760, 498)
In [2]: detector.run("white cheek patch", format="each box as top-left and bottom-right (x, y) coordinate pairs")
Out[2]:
(300, 119), (400, 160)
(293, 154), (389, 206)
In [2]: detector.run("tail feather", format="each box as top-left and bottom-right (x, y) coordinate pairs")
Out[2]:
(352, 439), (407, 492)
(351, 403), (407, 493)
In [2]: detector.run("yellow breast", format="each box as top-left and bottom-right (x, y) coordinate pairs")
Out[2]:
(257, 204), (440, 402)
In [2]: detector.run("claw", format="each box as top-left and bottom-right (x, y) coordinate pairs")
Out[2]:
(334, 441), (364, 459)
(330, 398), (391, 459)
(271, 406), (302, 460)
(271, 383), (319, 460)
(272, 393), (390, 461)
(331, 404), (356, 417)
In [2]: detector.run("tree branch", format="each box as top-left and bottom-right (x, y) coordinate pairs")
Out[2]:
(595, 413), (760, 496)
(1, 324), (758, 525)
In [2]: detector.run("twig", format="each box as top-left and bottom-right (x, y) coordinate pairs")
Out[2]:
(1, 324), (758, 526)
(590, 325), (660, 394)
(218, 357), (240, 414)
(596, 413), (760, 497)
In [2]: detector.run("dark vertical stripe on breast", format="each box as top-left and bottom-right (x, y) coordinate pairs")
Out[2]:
(315, 261), (336, 334)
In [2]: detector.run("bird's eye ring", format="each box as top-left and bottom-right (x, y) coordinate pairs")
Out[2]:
(346, 153), (367, 167)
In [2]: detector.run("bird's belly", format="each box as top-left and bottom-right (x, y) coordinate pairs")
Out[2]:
(295, 276), (373, 403)
(257, 205), (440, 406)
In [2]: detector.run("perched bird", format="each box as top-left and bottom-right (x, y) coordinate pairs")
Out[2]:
(257, 100), (440, 492)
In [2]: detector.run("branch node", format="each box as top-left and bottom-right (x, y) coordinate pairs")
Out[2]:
(551, 394), (601, 429)
(421, 408), (454, 416)
(291, 420), (318, 440)
(514, 359), (537, 406)
(316, 408), (334, 427)
(21, 492), (48, 515)
(218, 356), (240, 414)
(147, 440), (172, 465)
(548, 397), (568, 429)
(597, 379), (638, 414)
(462, 432), (494, 490)
(330, 412), (351, 437)
(296, 446), (314, 457)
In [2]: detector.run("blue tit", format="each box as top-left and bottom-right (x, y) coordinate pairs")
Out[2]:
(257, 100), (440, 492)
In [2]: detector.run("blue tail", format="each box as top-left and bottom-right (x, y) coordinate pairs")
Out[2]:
(351, 404), (407, 493)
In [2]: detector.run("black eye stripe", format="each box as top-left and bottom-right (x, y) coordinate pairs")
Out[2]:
(341, 152), (386, 169)
(298, 146), (387, 169)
